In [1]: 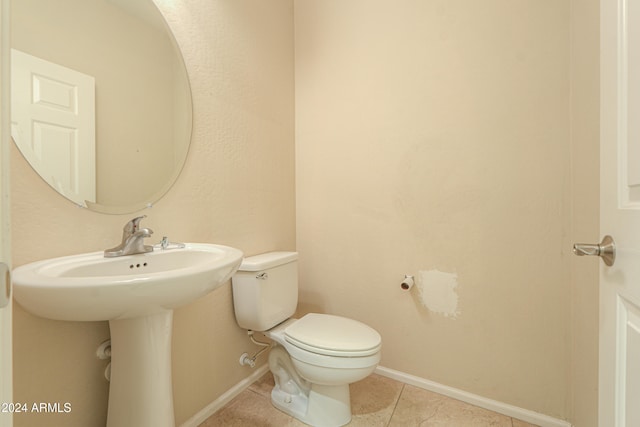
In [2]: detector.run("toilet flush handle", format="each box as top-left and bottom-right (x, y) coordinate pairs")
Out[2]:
(256, 272), (268, 280)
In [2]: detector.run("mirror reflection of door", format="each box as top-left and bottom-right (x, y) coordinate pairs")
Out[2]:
(11, 0), (193, 213)
(11, 49), (96, 206)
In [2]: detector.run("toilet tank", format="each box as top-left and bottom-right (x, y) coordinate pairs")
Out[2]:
(231, 251), (298, 331)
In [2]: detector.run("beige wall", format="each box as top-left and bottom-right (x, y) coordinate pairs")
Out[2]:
(569, 0), (600, 424)
(11, 0), (294, 426)
(295, 0), (572, 419)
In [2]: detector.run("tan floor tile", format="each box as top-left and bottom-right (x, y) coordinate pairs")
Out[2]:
(198, 389), (304, 427)
(388, 384), (512, 427)
(248, 371), (276, 398)
(202, 372), (531, 427)
(348, 374), (405, 426)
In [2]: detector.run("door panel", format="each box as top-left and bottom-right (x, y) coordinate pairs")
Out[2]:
(600, 0), (640, 425)
(618, 296), (640, 426)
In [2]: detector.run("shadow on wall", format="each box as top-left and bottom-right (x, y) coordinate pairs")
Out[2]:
(296, 291), (326, 316)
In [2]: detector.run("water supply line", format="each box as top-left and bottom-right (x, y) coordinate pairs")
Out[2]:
(239, 330), (272, 368)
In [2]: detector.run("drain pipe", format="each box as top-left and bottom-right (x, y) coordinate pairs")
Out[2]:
(239, 331), (272, 367)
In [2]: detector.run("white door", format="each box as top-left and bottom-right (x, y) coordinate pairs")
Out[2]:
(11, 49), (95, 206)
(598, 0), (640, 425)
(0, 1), (11, 426)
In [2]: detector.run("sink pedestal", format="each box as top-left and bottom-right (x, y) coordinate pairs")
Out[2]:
(107, 310), (175, 427)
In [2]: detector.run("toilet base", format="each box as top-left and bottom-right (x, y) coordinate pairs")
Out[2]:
(268, 345), (352, 427)
(271, 382), (351, 427)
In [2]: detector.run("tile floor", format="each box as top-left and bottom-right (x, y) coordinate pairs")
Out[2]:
(199, 372), (540, 427)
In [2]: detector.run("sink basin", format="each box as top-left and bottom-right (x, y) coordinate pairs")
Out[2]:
(12, 242), (243, 427)
(12, 243), (243, 321)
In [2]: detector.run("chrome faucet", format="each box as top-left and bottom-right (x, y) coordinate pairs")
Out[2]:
(104, 215), (154, 257)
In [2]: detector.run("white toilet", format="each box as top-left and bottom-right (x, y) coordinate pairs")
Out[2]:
(231, 252), (382, 427)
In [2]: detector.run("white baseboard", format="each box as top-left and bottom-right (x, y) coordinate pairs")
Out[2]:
(375, 366), (572, 427)
(179, 364), (269, 427)
(180, 363), (572, 427)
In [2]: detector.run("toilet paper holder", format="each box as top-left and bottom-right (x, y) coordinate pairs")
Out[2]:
(400, 275), (414, 290)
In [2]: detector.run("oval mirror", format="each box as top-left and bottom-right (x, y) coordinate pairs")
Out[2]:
(10, 0), (192, 214)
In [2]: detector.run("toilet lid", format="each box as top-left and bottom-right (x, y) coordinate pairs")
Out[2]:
(284, 313), (381, 357)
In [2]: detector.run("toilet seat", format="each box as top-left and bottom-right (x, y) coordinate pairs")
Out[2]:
(284, 313), (381, 357)
(264, 314), (382, 369)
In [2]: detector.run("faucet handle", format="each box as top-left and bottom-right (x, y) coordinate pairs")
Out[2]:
(105, 215), (154, 258)
(125, 215), (147, 233)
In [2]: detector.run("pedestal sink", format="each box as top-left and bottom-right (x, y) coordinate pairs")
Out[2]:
(12, 243), (243, 427)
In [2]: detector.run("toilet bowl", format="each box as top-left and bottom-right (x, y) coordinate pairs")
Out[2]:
(264, 315), (381, 427)
(231, 252), (382, 427)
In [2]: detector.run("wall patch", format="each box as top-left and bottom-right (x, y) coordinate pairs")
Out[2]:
(417, 270), (460, 318)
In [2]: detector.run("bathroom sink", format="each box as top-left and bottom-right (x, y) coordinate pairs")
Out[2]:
(13, 241), (243, 427)
(12, 243), (243, 321)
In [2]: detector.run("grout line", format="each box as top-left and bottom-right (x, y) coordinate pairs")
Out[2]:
(385, 382), (405, 427)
